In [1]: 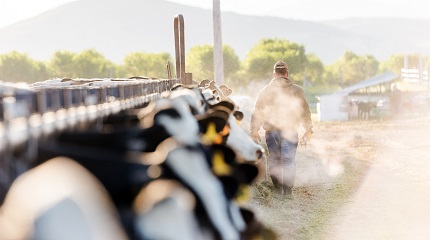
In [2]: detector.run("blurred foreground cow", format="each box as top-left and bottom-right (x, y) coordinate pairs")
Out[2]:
(0, 81), (275, 240)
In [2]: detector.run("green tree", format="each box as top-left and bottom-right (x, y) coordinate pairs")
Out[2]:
(0, 51), (48, 83)
(186, 44), (240, 81)
(222, 45), (241, 81)
(303, 53), (324, 86)
(48, 50), (79, 78)
(48, 49), (117, 79)
(322, 64), (342, 86)
(242, 38), (308, 83)
(74, 49), (116, 78)
(379, 53), (429, 74)
(34, 61), (51, 83)
(122, 51), (172, 79)
(329, 51), (379, 86)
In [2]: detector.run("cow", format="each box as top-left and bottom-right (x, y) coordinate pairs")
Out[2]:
(357, 101), (377, 120)
(133, 179), (207, 239)
(1, 81), (273, 240)
(0, 157), (128, 240)
(170, 84), (264, 162)
(34, 96), (260, 239)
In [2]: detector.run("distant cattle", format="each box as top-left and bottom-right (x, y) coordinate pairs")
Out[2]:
(357, 101), (377, 120)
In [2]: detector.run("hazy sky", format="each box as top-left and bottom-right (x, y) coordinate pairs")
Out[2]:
(0, 0), (429, 29)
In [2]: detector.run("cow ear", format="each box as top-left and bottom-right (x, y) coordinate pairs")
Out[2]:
(211, 101), (235, 112)
(209, 81), (216, 89)
(195, 108), (229, 133)
(199, 79), (210, 88)
(227, 89), (232, 96)
(170, 83), (183, 91)
(197, 118), (228, 139)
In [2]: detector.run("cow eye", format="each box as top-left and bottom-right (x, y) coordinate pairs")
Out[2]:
(233, 111), (243, 121)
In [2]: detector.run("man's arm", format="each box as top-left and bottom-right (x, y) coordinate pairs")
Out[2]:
(298, 88), (313, 131)
(297, 87), (313, 142)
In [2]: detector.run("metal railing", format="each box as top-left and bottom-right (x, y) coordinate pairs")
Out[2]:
(0, 13), (191, 202)
(0, 78), (179, 202)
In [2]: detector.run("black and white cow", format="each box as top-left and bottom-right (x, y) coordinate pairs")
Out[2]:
(169, 84), (264, 162)
(37, 97), (255, 239)
(133, 179), (206, 239)
(0, 157), (128, 240)
(0, 83), (273, 240)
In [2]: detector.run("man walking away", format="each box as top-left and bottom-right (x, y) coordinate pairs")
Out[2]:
(250, 61), (313, 196)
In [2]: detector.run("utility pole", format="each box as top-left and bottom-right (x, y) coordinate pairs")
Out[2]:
(213, 0), (224, 85)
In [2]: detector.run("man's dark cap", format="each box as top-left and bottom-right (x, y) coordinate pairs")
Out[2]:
(273, 61), (288, 70)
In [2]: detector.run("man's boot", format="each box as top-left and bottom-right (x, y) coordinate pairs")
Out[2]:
(270, 175), (283, 194)
(282, 185), (293, 197)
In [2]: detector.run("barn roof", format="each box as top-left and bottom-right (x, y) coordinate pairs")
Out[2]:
(334, 71), (399, 95)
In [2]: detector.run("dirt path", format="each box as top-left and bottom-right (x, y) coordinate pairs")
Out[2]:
(323, 117), (430, 240)
(247, 116), (430, 240)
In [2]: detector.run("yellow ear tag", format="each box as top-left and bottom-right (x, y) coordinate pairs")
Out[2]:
(235, 184), (251, 204)
(204, 122), (218, 143)
(204, 122), (223, 144)
(212, 150), (231, 176)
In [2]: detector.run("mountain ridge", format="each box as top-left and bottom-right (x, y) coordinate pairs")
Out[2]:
(0, 0), (427, 64)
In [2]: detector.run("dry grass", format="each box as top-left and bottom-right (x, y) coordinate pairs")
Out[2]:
(242, 119), (401, 239)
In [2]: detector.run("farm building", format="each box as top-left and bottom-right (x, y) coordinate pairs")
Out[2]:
(317, 71), (399, 121)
